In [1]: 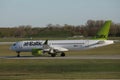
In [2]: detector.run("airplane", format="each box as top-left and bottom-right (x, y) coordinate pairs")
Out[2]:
(10, 20), (114, 57)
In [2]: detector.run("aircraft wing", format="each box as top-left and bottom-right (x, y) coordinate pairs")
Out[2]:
(43, 45), (68, 53)
(43, 40), (68, 52)
(51, 46), (69, 52)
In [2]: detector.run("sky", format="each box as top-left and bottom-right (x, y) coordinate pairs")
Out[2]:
(0, 0), (120, 27)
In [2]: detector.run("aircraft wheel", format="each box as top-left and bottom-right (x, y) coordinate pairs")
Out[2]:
(17, 52), (20, 57)
(61, 52), (65, 57)
(51, 53), (56, 57)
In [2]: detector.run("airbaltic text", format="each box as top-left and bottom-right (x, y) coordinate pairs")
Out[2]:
(23, 41), (42, 46)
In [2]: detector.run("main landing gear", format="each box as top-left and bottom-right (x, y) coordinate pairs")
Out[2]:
(61, 52), (65, 57)
(50, 52), (66, 57)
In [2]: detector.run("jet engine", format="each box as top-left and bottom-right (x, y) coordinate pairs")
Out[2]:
(32, 49), (43, 56)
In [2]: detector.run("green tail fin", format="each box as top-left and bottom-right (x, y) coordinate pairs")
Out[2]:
(93, 20), (111, 40)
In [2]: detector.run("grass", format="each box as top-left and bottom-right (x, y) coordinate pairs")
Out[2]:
(0, 43), (120, 57)
(0, 37), (120, 42)
(68, 43), (120, 56)
(0, 37), (78, 42)
(0, 38), (120, 79)
(0, 59), (120, 79)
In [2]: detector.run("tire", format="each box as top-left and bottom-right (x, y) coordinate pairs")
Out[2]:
(61, 52), (65, 57)
(17, 52), (20, 57)
(51, 54), (56, 57)
(17, 54), (20, 57)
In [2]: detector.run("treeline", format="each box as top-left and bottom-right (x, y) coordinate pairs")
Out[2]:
(0, 20), (120, 38)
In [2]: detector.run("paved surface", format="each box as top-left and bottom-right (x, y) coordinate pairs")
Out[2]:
(0, 42), (14, 45)
(26, 79), (120, 80)
(0, 55), (120, 59)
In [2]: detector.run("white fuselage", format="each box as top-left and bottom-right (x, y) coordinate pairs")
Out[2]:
(10, 40), (114, 52)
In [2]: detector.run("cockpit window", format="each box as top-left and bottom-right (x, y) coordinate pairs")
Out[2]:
(13, 43), (16, 46)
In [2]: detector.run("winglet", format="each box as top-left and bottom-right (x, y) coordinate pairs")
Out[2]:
(93, 20), (111, 40)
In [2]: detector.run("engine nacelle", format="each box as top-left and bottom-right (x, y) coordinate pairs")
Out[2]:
(32, 49), (43, 56)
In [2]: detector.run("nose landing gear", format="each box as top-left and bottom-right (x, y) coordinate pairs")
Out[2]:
(16, 51), (20, 57)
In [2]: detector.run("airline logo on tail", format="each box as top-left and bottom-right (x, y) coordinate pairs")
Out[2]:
(93, 20), (111, 40)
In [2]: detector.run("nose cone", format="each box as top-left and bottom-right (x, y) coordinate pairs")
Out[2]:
(10, 45), (15, 51)
(10, 43), (17, 51)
